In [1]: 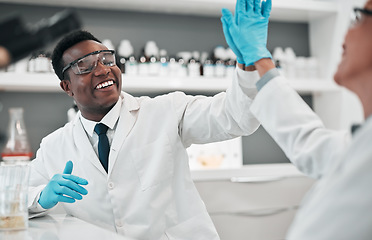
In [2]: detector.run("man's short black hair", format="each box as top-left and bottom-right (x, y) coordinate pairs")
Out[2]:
(51, 30), (101, 80)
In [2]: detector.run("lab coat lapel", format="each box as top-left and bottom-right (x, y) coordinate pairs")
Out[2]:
(72, 114), (107, 175)
(108, 93), (139, 175)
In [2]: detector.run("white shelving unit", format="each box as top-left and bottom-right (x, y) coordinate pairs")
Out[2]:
(0, 72), (340, 94)
(0, 0), (362, 129)
(0, 0), (338, 22)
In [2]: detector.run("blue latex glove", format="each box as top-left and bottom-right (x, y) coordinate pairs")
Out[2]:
(38, 161), (88, 209)
(221, 12), (245, 65)
(221, 0), (272, 66)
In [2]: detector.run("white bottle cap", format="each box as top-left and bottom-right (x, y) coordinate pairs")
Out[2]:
(192, 51), (200, 61)
(284, 47), (297, 61)
(273, 47), (285, 61)
(159, 49), (167, 57)
(214, 46), (227, 60)
(200, 52), (209, 63)
(118, 40), (134, 57)
(177, 51), (192, 62)
(145, 41), (159, 57)
(102, 39), (115, 51)
(226, 48), (237, 60)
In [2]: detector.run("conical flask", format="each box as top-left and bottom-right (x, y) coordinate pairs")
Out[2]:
(1, 108), (32, 164)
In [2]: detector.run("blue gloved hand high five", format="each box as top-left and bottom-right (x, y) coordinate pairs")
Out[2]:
(221, 0), (272, 66)
(38, 161), (88, 209)
(221, 10), (245, 64)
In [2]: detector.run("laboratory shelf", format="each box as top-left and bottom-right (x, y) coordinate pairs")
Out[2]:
(0, 0), (338, 22)
(0, 72), (340, 94)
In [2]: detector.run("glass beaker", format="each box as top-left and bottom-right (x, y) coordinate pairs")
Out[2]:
(0, 165), (30, 230)
(1, 108), (32, 165)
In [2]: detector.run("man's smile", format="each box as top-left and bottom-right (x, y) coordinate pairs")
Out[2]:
(95, 80), (115, 90)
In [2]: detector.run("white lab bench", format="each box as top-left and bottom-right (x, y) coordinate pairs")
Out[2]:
(2, 164), (314, 240)
(0, 214), (135, 240)
(192, 163), (315, 240)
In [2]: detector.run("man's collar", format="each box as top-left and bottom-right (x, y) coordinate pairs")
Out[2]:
(80, 97), (122, 137)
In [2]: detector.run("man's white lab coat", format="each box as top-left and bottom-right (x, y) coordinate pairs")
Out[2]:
(251, 76), (372, 240)
(28, 68), (260, 240)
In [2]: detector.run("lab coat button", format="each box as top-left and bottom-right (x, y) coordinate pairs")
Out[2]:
(108, 182), (114, 189)
(116, 220), (123, 227)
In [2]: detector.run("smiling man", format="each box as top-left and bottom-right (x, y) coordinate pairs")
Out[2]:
(59, 40), (122, 121)
(27, 28), (262, 240)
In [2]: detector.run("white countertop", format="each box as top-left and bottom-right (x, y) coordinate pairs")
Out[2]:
(0, 214), (135, 240)
(191, 163), (307, 182)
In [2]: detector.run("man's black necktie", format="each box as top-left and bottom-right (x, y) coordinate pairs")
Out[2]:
(94, 123), (110, 172)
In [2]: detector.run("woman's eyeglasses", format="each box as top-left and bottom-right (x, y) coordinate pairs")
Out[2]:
(350, 7), (372, 27)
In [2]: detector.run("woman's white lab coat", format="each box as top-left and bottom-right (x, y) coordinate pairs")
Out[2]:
(251, 76), (372, 239)
(28, 68), (260, 240)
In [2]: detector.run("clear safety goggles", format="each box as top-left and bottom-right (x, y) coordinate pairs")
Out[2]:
(62, 50), (116, 77)
(350, 7), (372, 27)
